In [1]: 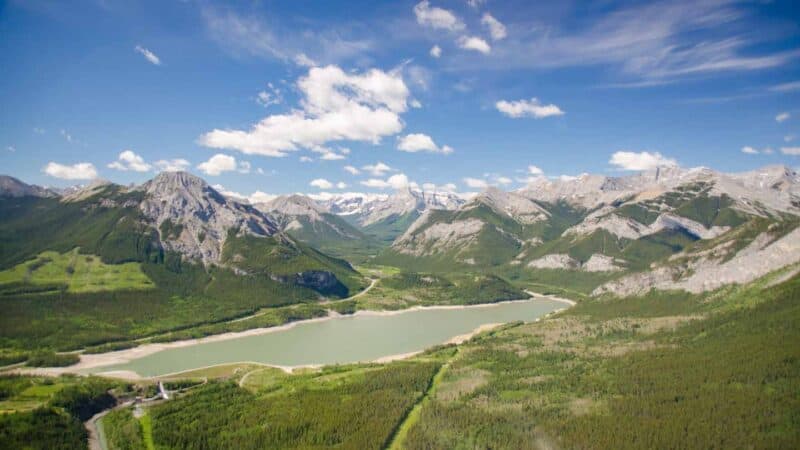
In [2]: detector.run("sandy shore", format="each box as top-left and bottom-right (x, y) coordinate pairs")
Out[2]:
(13, 293), (574, 380)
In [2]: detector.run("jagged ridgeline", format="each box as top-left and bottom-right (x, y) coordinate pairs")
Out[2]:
(0, 173), (365, 350)
(376, 165), (800, 295)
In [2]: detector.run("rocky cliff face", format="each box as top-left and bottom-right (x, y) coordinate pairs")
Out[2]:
(138, 171), (279, 265)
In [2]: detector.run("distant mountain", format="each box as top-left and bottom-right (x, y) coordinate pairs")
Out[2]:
(319, 188), (466, 243)
(0, 175), (57, 198)
(381, 165), (800, 295)
(256, 194), (382, 260)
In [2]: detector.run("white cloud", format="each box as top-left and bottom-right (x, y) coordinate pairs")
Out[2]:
(249, 191), (277, 203)
(320, 151), (345, 160)
(467, 0), (485, 8)
(397, 133), (453, 154)
(457, 36), (491, 54)
(410, 99), (422, 108)
(197, 154), (251, 176)
(310, 178), (334, 189)
(134, 45), (161, 65)
(496, 176), (512, 185)
(200, 65), (409, 157)
(528, 165), (544, 175)
(336, 181), (348, 189)
(213, 185), (277, 204)
(108, 150), (152, 172)
(256, 83), (282, 107)
(496, 98), (564, 118)
(154, 159), (191, 172)
(422, 182), (458, 192)
(294, 53), (317, 67)
(430, 45), (442, 58)
(344, 165), (360, 175)
(360, 173), (411, 190)
(741, 146), (759, 155)
(463, 177), (489, 189)
(609, 151), (678, 171)
(481, 13), (507, 41)
(310, 146), (347, 160)
(362, 162), (393, 176)
(781, 147), (800, 155)
(776, 112), (790, 123)
(43, 162), (98, 180)
(414, 1), (464, 31)
(299, 156), (313, 163)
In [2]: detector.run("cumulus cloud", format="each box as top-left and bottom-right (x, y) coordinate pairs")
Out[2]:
(397, 133), (453, 154)
(153, 159), (190, 172)
(134, 45), (161, 65)
(528, 165), (544, 175)
(741, 146), (759, 155)
(430, 45), (442, 58)
(609, 151), (678, 171)
(200, 65), (409, 157)
(463, 177), (489, 189)
(457, 36), (491, 54)
(422, 182), (457, 192)
(776, 112), (790, 123)
(362, 162), (393, 176)
(43, 162), (98, 180)
(197, 154), (251, 176)
(213, 184), (277, 204)
(414, 1), (464, 31)
(781, 147), (800, 155)
(310, 178), (334, 189)
(108, 150), (151, 172)
(481, 13), (507, 41)
(311, 146), (347, 160)
(361, 173), (410, 189)
(299, 156), (313, 163)
(496, 98), (564, 118)
(344, 165), (360, 175)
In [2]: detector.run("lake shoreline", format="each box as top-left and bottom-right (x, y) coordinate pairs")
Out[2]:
(15, 293), (575, 380)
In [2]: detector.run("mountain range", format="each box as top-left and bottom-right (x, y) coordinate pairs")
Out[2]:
(2, 164), (799, 302)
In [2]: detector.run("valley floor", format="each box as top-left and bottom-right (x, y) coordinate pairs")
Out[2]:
(2, 268), (799, 449)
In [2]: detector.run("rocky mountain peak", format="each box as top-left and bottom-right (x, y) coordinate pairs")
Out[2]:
(138, 171), (279, 265)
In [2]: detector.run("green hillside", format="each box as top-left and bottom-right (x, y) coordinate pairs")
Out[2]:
(0, 190), (366, 352)
(283, 213), (387, 262)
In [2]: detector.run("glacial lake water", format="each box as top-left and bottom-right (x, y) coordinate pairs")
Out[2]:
(90, 298), (566, 378)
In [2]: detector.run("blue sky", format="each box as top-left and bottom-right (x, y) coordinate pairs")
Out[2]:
(1, 0), (800, 199)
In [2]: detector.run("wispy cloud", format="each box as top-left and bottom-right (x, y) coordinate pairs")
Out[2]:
(202, 7), (372, 66)
(448, 0), (798, 82)
(134, 45), (161, 65)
